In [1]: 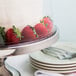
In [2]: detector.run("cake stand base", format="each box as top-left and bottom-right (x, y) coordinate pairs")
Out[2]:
(0, 26), (59, 76)
(0, 65), (10, 76)
(0, 57), (21, 76)
(0, 57), (11, 76)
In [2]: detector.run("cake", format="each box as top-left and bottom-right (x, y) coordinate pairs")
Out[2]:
(0, 0), (53, 45)
(0, 0), (43, 30)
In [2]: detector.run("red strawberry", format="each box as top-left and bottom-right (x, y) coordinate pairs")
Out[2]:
(21, 25), (38, 42)
(11, 34), (20, 43)
(6, 26), (21, 44)
(40, 16), (53, 32)
(35, 23), (48, 37)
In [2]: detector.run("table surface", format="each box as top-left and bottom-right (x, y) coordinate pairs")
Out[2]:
(6, 54), (36, 76)
(6, 54), (72, 76)
(6, 41), (76, 76)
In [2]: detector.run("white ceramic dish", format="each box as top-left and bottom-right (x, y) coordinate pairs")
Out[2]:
(0, 49), (16, 57)
(30, 57), (76, 67)
(30, 43), (76, 65)
(13, 26), (59, 55)
(31, 61), (76, 71)
(34, 70), (64, 76)
(30, 58), (76, 69)
(31, 64), (76, 74)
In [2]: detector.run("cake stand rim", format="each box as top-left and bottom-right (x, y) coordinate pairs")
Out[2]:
(8, 28), (59, 49)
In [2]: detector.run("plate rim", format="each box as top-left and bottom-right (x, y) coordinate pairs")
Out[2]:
(30, 43), (76, 65)
(30, 57), (76, 68)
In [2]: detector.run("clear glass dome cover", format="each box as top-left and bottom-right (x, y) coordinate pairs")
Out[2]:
(0, 16), (57, 48)
(0, 1), (59, 76)
(0, 24), (57, 48)
(0, 0), (56, 48)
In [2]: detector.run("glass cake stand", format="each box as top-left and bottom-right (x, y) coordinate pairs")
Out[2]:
(0, 26), (59, 76)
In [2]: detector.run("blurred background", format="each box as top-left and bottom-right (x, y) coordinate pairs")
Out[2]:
(43, 0), (76, 42)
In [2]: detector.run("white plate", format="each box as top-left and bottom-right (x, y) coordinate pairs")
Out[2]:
(13, 27), (59, 55)
(30, 57), (76, 67)
(31, 64), (76, 74)
(30, 56), (76, 67)
(0, 49), (16, 57)
(31, 61), (76, 71)
(30, 42), (76, 65)
(34, 70), (64, 76)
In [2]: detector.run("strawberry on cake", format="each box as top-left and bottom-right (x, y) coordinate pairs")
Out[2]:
(0, 16), (53, 45)
(0, 0), (54, 45)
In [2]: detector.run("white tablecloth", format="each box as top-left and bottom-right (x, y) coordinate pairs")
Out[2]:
(6, 42), (76, 76)
(6, 54), (35, 76)
(6, 54), (75, 76)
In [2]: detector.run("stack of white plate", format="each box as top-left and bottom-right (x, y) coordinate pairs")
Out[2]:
(29, 42), (76, 75)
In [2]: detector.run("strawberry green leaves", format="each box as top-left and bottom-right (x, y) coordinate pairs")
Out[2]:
(13, 26), (22, 40)
(0, 26), (6, 46)
(30, 26), (39, 38)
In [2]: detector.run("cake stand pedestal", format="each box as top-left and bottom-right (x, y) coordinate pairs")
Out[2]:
(0, 49), (18, 76)
(0, 27), (59, 76)
(0, 57), (9, 76)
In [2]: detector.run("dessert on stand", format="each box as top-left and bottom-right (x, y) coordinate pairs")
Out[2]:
(0, 16), (59, 76)
(0, 0), (59, 76)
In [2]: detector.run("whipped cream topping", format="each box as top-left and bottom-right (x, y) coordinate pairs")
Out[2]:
(0, 0), (43, 30)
